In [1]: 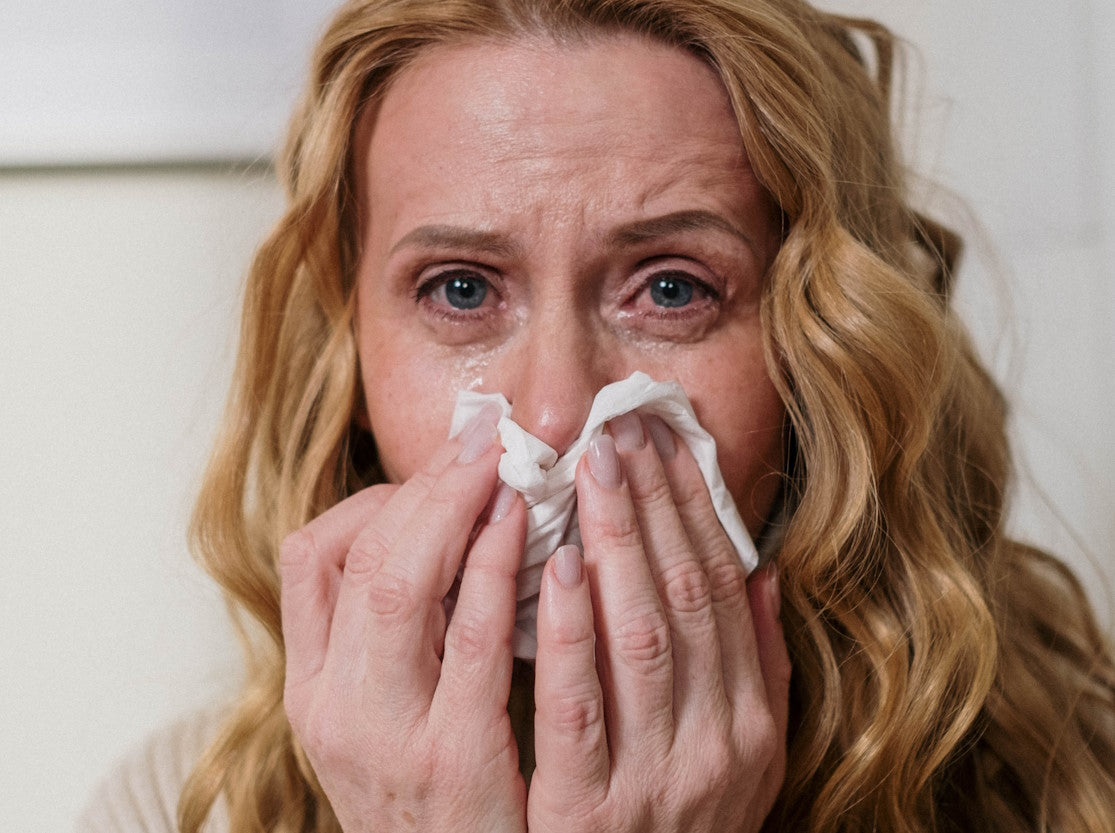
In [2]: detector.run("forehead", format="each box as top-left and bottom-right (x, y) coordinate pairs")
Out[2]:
(383, 34), (736, 134)
(347, 33), (789, 269)
(357, 34), (753, 201)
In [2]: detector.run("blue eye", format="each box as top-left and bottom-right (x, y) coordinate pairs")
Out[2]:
(648, 273), (695, 308)
(432, 272), (489, 310)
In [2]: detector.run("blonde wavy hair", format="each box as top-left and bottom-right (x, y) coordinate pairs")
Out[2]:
(180, 1), (1115, 831)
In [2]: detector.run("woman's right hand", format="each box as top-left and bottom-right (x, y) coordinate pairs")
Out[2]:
(279, 405), (528, 833)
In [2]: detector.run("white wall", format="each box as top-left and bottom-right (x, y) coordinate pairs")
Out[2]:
(2, 1), (1112, 830)
(838, 0), (1115, 620)
(0, 171), (281, 829)
(0, 1), (333, 164)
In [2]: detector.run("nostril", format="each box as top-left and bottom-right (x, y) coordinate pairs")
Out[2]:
(505, 346), (611, 456)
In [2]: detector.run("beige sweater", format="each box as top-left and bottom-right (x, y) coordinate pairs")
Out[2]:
(76, 710), (227, 833)
(77, 661), (537, 831)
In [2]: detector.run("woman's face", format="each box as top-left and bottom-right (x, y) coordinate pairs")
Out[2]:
(354, 34), (785, 534)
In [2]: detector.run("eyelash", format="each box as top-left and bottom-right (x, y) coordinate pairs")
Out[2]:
(411, 263), (723, 323)
(630, 268), (720, 315)
(413, 266), (500, 321)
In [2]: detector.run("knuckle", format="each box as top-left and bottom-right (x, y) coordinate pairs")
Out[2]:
(279, 528), (317, 574)
(706, 557), (748, 605)
(445, 614), (497, 661)
(672, 470), (712, 513)
(614, 607), (671, 672)
(595, 510), (643, 551)
(547, 617), (596, 655)
(365, 570), (417, 619)
(344, 531), (390, 580)
(633, 473), (675, 509)
(658, 559), (712, 615)
(422, 482), (463, 514)
(544, 683), (604, 737)
(734, 707), (779, 767)
(296, 706), (342, 763)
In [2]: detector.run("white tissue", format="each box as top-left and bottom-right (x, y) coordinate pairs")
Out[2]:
(449, 371), (756, 659)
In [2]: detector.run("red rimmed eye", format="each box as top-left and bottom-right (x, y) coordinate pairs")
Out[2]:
(417, 268), (495, 312)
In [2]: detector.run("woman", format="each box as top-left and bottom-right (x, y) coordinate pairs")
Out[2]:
(83, 0), (1115, 831)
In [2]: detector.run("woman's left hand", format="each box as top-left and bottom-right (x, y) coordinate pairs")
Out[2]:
(527, 412), (790, 833)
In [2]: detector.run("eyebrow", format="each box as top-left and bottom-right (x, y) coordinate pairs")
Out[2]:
(607, 209), (755, 251)
(388, 225), (522, 259)
(387, 209), (754, 260)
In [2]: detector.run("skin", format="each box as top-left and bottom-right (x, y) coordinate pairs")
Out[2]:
(353, 33), (785, 532)
(280, 34), (791, 833)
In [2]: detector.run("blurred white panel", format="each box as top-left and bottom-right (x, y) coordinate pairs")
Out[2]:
(0, 0), (341, 164)
(0, 170), (282, 831)
(827, 0), (1093, 247)
(1087, 0), (1115, 286)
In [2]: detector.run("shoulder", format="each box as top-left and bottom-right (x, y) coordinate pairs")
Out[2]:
(76, 708), (228, 833)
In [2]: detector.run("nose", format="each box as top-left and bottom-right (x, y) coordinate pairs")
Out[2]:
(502, 313), (612, 456)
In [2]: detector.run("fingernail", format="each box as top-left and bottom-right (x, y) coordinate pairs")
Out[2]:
(609, 411), (645, 452)
(553, 544), (582, 588)
(587, 434), (622, 489)
(645, 415), (676, 461)
(489, 481), (517, 523)
(456, 403), (501, 464)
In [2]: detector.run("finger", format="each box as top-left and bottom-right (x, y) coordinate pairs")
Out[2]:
(533, 545), (609, 800)
(575, 435), (673, 753)
(436, 483), (525, 723)
(279, 484), (396, 691)
(748, 563), (790, 802)
(324, 406), (503, 709)
(607, 412), (725, 720)
(345, 401), (503, 581)
(747, 564), (791, 743)
(647, 415), (763, 704)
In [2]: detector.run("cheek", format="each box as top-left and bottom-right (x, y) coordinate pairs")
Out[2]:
(361, 359), (444, 483)
(356, 281), (502, 483)
(706, 392), (785, 534)
(357, 319), (459, 483)
(681, 350), (785, 535)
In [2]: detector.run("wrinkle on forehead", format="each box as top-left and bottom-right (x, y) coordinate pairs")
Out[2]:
(373, 33), (746, 160)
(358, 31), (775, 260)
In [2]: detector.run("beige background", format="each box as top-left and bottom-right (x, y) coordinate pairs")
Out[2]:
(1, 1), (1112, 829)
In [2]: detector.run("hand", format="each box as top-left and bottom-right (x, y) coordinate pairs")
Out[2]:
(528, 413), (790, 833)
(280, 405), (528, 833)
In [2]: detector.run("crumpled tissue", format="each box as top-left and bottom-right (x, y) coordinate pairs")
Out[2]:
(448, 371), (756, 659)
